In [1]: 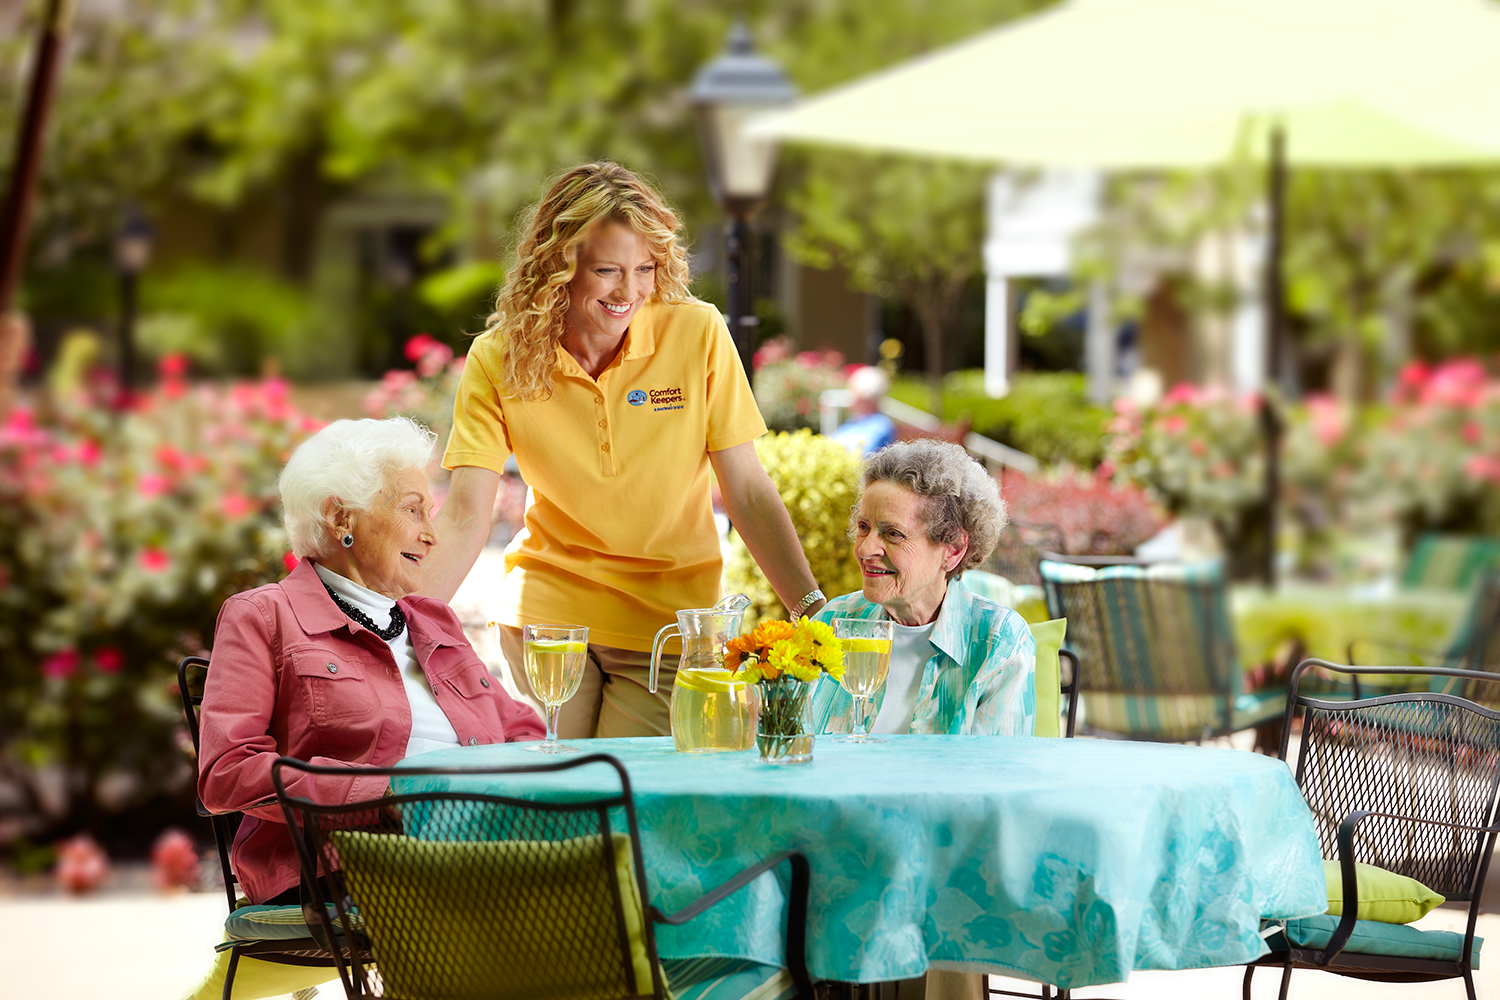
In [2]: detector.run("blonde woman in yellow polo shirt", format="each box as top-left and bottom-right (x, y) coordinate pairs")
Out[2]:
(422, 162), (826, 739)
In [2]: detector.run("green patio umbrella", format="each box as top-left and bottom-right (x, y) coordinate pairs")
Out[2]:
(752, 0), (1500, 584)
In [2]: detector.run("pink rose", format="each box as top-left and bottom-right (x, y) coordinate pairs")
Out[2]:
(92, 648), (124, 674)
(138, 474), (171, 497)
(140, 548), (171, 573)
(283, 552), (299, 572)
(42, 649), (79, 679)
(151, 828), (201, 892)
(221, 494), (254, 519)
(56, 834), (111, 894)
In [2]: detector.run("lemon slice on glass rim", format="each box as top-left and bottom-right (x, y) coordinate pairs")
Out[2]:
(526, 640), (588, 654)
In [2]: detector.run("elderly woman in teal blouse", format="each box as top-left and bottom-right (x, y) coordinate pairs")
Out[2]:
(812, 439), (1035, 736)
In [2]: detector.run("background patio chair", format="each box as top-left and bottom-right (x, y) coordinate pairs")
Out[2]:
(1399, 533), (1500, 592)
(1244, 659), (1500, 1000)
(177, 655), (347, 1000)
(1038, 554), (1284, 744)
(1348, 570), (1500, 706)
(272, 754), (813, 1000)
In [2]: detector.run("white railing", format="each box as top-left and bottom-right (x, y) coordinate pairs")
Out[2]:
(817, 390), (1038, 475)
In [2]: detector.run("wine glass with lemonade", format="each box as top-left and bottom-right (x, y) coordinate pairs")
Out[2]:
(833, 618), (894, 743)
(521, 624), (588, 753)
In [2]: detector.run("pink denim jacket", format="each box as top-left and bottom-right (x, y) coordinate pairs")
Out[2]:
(197, 558), (545, 903)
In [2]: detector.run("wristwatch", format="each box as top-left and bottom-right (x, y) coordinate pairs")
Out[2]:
(790, 589), (826, 620)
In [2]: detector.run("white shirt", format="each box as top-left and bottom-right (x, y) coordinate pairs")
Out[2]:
(871, 620), (936, 734)
(313, 563), (460, 758)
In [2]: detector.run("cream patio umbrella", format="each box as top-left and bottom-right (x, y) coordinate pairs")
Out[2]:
(752, 0), (1500, 584)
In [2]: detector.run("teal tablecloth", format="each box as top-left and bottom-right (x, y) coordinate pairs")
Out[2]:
(394, 736), (1325, 990)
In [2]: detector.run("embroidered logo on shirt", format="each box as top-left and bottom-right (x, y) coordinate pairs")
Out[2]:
(648, 386), (684, 412)
(627, 390), (648, 406)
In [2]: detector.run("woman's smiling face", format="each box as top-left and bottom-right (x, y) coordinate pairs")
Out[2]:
(565, 221), (657, 343)
(852, 480), (966, 626)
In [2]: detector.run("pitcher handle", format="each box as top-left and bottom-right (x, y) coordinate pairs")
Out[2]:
(649, 624), (680, 694)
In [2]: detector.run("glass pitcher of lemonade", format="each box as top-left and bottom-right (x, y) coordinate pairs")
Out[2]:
(649, 596), (757, 752)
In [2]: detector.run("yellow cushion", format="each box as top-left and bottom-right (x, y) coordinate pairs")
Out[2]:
(332, 829), (656, 999)
(1324, 860), (1446, 924)
(1029, 618), (1068, 738)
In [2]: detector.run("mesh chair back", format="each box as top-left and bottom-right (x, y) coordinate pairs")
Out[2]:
(274, 755), (664, 1000)
(1291, 662), (1500, 902)
(983, 520), (1065, 586)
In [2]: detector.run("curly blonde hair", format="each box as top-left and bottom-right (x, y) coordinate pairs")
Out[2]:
(484, 162), (694, 400)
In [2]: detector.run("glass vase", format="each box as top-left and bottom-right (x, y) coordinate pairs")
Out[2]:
(755, 677), (815, 764)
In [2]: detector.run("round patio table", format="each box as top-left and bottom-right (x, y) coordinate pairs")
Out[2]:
(394, 735), (1326, 991)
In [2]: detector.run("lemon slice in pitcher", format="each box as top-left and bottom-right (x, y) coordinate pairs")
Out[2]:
(842, 638), (892, 654)
(675, 668), (744, 693)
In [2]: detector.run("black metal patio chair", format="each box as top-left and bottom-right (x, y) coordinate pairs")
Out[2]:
(1038, 554), (1284, 744)
(177, 655), (346, 1000)
(1243, 658), (1500, 1000)
(272, 754), (814, 1000)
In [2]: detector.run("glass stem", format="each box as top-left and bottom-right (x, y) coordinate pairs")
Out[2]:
(546, 704), (562, 743)
(855, 694), (867, 737)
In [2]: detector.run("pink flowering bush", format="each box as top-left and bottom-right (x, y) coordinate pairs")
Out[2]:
(751, 336), (847, 433)
(1000, 468), (1166, 557)
(0, 357), (321, 839)
(363, 333), (466, 447)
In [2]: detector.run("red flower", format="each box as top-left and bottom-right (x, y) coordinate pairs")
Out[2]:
(157, 353), (190, 379)
(55, 834), (111, 894)
(221, 493), (253, 519)
(151, 828), (201, 892)
(404, 333), (441, 362)
(140, 548), (171, 573)
(41, 649), (79, 680)
(282, 552), (299, 572)
(92, 648), (124, 674)
(138, 474), (171, 497)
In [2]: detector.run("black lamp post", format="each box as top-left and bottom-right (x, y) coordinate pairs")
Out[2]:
(113, 206), (153, 405)
(691, 23), (795, 375)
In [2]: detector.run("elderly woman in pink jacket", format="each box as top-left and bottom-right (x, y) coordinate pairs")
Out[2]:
(188, 416), (543, 1000)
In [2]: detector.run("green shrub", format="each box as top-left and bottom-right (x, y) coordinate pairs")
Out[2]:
(723, 430), (864, 627)
(889, 369), (1109, 468)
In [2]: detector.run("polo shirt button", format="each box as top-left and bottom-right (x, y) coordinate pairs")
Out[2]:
(468, 737), (479, 746)
(601, 443), (610, 452)
(598, 420), (606, 427)
(326, 663), (338, 673)
(480, 676), (490, 688)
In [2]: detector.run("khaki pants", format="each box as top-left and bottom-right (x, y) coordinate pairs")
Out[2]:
(499, 626), (673, 738)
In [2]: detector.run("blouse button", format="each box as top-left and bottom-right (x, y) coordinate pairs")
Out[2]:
(468, 737), (479, 746)
(480, 676), (491, 688)
(601, 443), (610, 452)
(326, 663), (338, 673)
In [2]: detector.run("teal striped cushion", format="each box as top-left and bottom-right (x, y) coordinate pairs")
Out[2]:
(1083, 690), (1284, 740)
(1271, 914), (1482, 967)
(1402, 535), (1500, 592)
(218, 903), (362, 950)
(665, 958), (798, 1000)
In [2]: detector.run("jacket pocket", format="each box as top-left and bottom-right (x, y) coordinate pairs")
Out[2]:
(289, 648), (374, 729)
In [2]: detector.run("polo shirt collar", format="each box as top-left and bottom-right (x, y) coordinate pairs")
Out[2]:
(551, 300), (661, 377)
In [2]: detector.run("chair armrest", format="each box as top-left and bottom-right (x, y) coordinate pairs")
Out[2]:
(1058, 647), (1080, 739)
(1321, 809), (1500, 967)
(648, 850), (812, 999)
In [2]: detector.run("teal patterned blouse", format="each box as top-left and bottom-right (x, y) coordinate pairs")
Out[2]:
(811, 582), (1036, 736)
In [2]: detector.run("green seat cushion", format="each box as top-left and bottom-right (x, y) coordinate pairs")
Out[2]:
(331, 829), (656, 1000)
(1028, 618), (1068, 738)
(1270, 914), (1481, 967)
(665, 957), (799, 1000)
(1324, 860), (1446, 924)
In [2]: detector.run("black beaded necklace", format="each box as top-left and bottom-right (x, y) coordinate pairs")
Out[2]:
(323, 583), (406, 641)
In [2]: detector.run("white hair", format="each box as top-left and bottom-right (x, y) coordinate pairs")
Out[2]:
(280, 417), (438, 559)
(847, 365), (889, 401)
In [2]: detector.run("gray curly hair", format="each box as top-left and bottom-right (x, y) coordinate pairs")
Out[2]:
(855, 439), (1006, 580)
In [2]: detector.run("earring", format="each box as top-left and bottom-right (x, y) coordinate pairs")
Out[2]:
(341, 533), (354, 549)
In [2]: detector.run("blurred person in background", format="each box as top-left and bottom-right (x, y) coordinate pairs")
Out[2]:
(188, 416), (543, 1000)
(813, 439), (1035, 737)
(831, 363), (898, 455)
(421, 161), (825, 739)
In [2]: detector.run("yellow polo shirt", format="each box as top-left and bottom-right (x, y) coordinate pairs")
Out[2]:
(442, 298), (767, 650)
